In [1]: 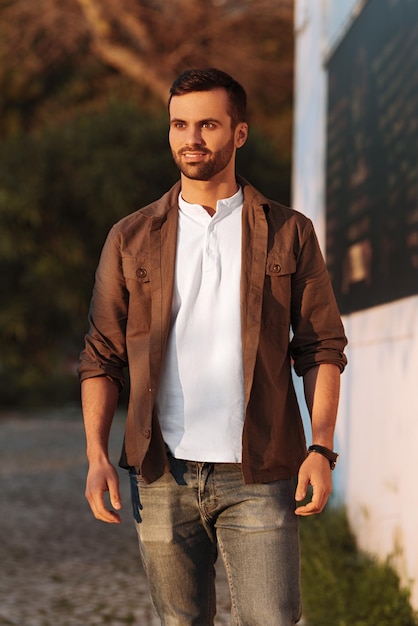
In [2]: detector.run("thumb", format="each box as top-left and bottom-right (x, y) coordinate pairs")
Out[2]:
(108, 473), (122, 510)
(295, 470), (308, 503)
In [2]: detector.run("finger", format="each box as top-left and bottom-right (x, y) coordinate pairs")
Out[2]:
(86, 485), (122, 524)
(98, 509), (122, 524)
(295, 488), (329, 516)
(295, 467), (309, 502)
(295, 478), (308, 503)
(90, 495), (122, 523)
(295, 502), (321, 516)
(108, 479), (122, 511)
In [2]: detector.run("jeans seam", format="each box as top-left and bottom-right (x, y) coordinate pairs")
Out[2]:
(216, 535), (240, 626)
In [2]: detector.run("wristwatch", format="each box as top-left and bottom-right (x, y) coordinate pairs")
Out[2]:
(307, 444), (339, 470)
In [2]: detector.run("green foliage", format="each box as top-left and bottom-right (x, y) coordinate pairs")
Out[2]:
(300, 506), (418, 626)
(0, 102), (177, 405)
(0, 100), (289, 406)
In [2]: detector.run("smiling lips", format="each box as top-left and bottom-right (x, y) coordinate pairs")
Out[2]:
(180, 147), (210, 160)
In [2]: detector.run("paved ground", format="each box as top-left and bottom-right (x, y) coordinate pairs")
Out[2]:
(0, 409), (232, 626)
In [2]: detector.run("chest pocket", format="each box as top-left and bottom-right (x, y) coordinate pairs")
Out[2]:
(122, 256), (151, 332)
(122, 257), (150, 284)
(264, 253), (297, 327)
(266, 253), (296, 279)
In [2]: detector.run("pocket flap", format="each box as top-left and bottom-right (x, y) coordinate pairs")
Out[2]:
(122, 257), (150, 283)
(266, 254), (296, 276)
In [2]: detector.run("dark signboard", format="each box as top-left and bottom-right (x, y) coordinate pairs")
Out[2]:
(326, 0), (418, 314)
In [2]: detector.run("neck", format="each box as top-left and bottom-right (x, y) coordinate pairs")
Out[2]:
(180, 173), (238, 215)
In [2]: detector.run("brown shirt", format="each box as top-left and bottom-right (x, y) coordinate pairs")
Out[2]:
(79, 177), (347, 483)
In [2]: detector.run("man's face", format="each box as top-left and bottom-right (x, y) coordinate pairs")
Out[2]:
(169, 88), (247, 181)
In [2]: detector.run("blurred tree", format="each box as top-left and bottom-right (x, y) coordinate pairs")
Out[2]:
(73, 0), (293, 104)
(0, 103), (177, 405)
(0, 0), (294, 152)
(0, 0), (294, 405)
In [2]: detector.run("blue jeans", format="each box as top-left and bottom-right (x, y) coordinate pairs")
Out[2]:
(130, 456), (301, 626)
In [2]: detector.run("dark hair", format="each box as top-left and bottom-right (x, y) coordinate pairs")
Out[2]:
(168, 68), (247, 128)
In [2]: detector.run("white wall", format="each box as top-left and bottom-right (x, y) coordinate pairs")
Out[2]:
(293, 0), (418, 609)
(340, 299), (418, 603)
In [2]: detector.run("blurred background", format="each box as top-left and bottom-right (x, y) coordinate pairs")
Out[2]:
(0, 0), (294, 408)
(293, 0), (418, 622)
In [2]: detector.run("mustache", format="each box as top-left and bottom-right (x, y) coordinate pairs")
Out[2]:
(178, 145), (211, 155)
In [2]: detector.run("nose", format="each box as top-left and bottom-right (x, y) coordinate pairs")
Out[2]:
(185, 124), (204, 146)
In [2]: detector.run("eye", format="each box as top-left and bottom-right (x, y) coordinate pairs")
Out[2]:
(171, 121), (186, 129)
(201, 121), (216, 130)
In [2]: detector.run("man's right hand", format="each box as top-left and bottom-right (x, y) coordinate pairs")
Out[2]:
(85, 460), (122, 524)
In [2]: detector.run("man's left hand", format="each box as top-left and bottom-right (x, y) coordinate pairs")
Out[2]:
(294, 452), (332, 516)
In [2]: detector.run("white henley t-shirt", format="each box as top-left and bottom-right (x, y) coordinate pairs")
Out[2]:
(155, 187), (245, 462)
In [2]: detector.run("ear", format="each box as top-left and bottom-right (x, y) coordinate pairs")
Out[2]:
(235, 123), (248, 148)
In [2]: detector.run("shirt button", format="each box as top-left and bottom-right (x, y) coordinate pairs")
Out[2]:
(271, 263), (281, 273)
(136, 267), (147, 279)
(144, 429), (151, 439)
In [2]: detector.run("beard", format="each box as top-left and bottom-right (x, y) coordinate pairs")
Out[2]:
(171, 134), (236, 181)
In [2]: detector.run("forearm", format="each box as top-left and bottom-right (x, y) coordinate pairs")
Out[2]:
(303, 363), (341, 448)
(81, 376), (122, 523)
(81, 376), (119, 464)
(295, 363), (341, 515)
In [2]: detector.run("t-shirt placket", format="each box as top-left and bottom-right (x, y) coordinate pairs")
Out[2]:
(202, 220), (218, 274)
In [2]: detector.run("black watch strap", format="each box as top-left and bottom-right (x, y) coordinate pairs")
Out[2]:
(307, 444), (338, 470)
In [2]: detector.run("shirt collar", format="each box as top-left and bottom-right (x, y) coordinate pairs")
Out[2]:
(178, 186), (243, 219)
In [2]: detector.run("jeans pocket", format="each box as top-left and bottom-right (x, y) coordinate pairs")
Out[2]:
(129, 470), (143, 523)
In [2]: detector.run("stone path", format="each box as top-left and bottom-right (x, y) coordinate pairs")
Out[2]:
(0, 410), (231, 626)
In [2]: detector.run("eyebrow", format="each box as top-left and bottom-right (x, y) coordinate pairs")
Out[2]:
(170, 117), (223, 126)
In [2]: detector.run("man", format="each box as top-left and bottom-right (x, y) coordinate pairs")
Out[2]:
(79, 68), (347, 625)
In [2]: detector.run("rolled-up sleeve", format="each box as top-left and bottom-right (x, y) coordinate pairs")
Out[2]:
(78, 226), (128, 389)
(290, 219), (347, 376)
